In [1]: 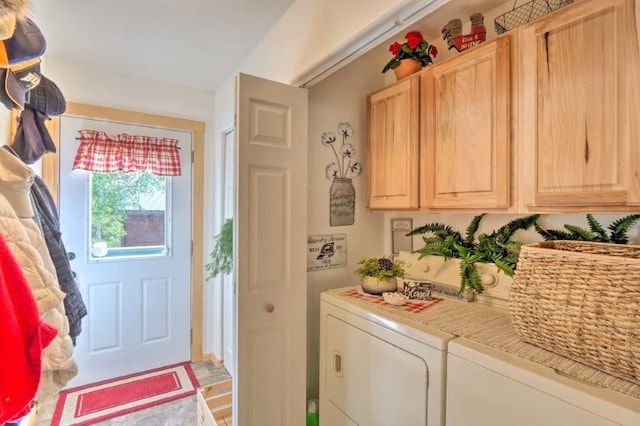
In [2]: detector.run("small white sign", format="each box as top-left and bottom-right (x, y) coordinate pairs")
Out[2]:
(307, 234), (347, 271)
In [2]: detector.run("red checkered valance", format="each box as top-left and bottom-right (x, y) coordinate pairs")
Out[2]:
(72, 130), (182, 176)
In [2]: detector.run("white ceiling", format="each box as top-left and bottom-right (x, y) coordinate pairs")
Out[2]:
(28, 0), (296, 91)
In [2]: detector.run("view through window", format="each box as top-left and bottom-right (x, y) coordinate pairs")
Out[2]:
(89, 171), (169, 259)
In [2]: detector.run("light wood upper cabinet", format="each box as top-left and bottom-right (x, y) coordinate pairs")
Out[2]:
(519, 0), (640, 209)
(420, 36), (511, 209)
(367, 74), (420, 209)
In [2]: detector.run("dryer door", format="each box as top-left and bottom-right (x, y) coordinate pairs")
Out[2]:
(325, 315), (428, 425)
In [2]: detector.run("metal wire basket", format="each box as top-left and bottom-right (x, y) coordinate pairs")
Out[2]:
(495, 0), (573, 34)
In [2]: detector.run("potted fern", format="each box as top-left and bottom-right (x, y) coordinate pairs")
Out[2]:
(407, 214), (539, 293)
(206, 218), (233, 280)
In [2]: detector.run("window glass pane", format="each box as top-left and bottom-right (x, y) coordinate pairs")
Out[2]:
(89, 171), (168, 259)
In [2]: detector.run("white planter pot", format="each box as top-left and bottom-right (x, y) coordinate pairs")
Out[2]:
(360, 276), (398, 295)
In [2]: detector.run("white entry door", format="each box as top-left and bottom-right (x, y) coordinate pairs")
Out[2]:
(235, 73), (308, 425)
(59, 114), (192, 387)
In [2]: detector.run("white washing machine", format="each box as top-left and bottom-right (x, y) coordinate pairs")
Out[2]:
(319, 291), (455, 426)
(446, 337), (640, 426)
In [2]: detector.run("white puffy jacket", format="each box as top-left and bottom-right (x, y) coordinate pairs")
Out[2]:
(0, 148), (77, 401)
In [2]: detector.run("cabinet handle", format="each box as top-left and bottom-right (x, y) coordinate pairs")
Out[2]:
(334, 351), (343, 377)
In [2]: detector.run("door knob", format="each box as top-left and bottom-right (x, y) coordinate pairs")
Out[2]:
(68, 252), (76, 261)
(265, 303), (274, 313)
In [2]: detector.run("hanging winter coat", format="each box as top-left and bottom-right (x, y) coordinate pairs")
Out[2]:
(6, 121), (88, 343)
(30, 175), (87, 343)
(0, 148), (77, 401)
(0, 232), (57, 424)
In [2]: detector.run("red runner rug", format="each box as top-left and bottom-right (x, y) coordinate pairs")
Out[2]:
(52, 362), (199, 425)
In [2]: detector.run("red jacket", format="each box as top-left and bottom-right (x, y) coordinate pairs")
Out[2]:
(0, 232), (57, 423)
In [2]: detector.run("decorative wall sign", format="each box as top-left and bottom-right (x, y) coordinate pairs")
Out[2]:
(322, 123), (362, 226)
(442, 12), (487, 52)
(307, 234), (347, 271)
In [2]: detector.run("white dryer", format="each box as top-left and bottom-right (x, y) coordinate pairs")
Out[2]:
(319, 291), (455, 426)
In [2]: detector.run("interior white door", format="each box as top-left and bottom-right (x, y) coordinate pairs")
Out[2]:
(58, 115), (192, 386)
(235, 72), (308, 425)
(222, 128), (235, 377)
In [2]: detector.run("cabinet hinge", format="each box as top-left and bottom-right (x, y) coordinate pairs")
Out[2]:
(190, 329), (193, 343)
(191, 150), (194, 164)
(191, 240), (193, 255)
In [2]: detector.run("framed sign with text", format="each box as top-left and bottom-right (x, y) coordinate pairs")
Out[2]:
(307, 234), (347, 271)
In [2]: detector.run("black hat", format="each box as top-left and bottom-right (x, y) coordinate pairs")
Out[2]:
(11, 107), (56, 164)
(25, 74), (65, 116)
(2, 18), (46, 65)
(0, 18), (46, 111)
(0, 58), (40, 111)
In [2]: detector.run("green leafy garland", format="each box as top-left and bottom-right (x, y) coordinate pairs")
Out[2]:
(534, 214), (640, 244)
(408, 214), (539, 293)
(206, 218), (233, 280)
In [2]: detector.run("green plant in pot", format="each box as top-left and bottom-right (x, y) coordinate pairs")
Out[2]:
(407, 214), (540, 293)
(206, 218), (233, 280)
(355, 256), (405, 295)
(534, 214), (640, 244)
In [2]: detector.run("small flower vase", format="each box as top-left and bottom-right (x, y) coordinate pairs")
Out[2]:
(393, 59), (422, 80)
(361, 276), (398, 295)
(329, 177), (355, 226)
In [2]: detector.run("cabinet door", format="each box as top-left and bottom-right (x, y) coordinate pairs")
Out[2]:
(367, 74), (420, 209)
(519, 0), (640, 209)
(421, 36), (511, 209)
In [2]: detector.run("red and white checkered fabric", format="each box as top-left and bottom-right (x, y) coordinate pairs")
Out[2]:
(72, 130), (182, 176)
(340, 288), (443, 313)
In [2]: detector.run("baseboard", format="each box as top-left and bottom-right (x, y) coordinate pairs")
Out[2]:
(205, 352), (225, 369)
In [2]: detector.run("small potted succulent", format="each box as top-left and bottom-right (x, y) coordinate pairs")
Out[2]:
(355, 256), (405, 295)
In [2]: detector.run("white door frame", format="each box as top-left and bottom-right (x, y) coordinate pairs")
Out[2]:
(35, 103), (207, 361)
(221, 126), (235, 377)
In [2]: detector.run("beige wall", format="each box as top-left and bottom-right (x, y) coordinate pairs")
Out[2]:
(306, 42), (390, 397)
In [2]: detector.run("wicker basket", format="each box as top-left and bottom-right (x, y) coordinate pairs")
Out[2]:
(511, 241), (640, 385)
(494, 0), (573, 34)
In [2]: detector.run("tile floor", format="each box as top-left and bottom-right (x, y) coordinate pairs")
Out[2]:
(35, 361), (231, 426)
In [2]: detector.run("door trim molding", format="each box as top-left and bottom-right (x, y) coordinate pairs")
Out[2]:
(20, 103), (206, 362)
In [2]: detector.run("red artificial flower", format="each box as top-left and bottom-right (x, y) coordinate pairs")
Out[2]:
(430, 45), (439, 58)
(406, 31), (424, 49)
(389, 42), (402, 56)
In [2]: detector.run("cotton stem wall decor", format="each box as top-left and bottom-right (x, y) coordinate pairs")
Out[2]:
(322, 122), (362, 226)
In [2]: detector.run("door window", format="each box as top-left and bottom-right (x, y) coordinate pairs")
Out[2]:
(89, 170), (170, 260)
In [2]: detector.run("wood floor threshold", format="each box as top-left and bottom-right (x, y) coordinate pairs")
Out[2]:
(200, 377), (233, 425)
